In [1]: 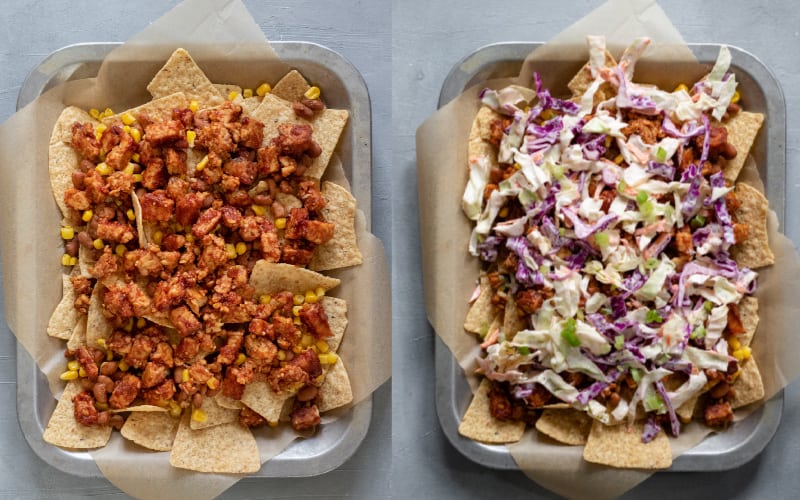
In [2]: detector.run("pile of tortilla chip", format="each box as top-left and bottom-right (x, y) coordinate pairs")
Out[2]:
(43, 48), (363, 473)
(458, 40), (771, 470)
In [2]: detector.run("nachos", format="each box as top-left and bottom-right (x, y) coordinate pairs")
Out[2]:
(459, 37), (769, 469)
(44, 48), (361, 473)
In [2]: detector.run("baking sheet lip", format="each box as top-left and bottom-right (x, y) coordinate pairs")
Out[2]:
(434, 40), (786, 473)
(14, 39), (373, 480)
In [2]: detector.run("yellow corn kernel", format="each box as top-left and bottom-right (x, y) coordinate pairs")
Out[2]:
(115, 244), (126, 257)
(126, 209), (136, 221)
(123, 125), (132, 135)
(729, 337), (741, 351)
(121, 112), (136, 125)
(225, 243), (237, 260)
(674, 83), (689, 93)
(89, 108), (101, 120)
(300, 334), (314, 347)
(207, 377), (219, 390)
(123, 162), (136, 175)
(733, 346), (752, 361)
(304, 290), (318, 304)
(293, 316), (301, 326)
(133, 173), (143, 183)
(96, 338), (107, 349)
(137, 317), (146, 328)
(118, 360), (129, 371)
(614, 154), (624, 164)
(67, 360), (80, 371)
(243, 88), (254, 98)
(196, 154), (209, 171)
(94, 123), (108, 141)
(78, 367), (87, 377)
(92, 238), (104, 250)
(82, 210), (93, 222)
(318, 352), (338, 365)
(122, 318), (133, 332)
(95, 402), (109, 411)
(731, 90), (741, 104)
(191, 408), (207, 423)
(96, 162), (113, 176)
(259, 294), (272, 305)
(315, 340), (329, 353)
(102, 108), (114, 118)
(277, 350), (287, 361)
(169, 401), (182, 418)
(61, 254), (72, 268)
(130, 127), (141, 143)
(540, 109), (555, 120)
(304, 86), (320, 100)
(292, 345), (303, 354)
(498, 207), (509, 218)
(315, 287), (326, 298)
(293, 294), (305, 306)
(61, 226), (75, 240)
(60, 370), (79, 381)
(152, 231), (163, 245)
(185, 233), (194, 243)
(267, 420), (279, 428)
(274, 217), (287, 229)
(186, 130), (197, 148)
(251, 204), (266, 216)
(189, 100), (199, 113)
(69, 256), (78, 266)
(105, 350), (113, 361)
(256, 83), (271, 96)
(131, 152), (140, 163)
(228, 91), (239, 101)
(182, 368), (190, 383)
(292, 305), (302, 317)
(235, 242), (247, 255)
(235, 353), (247, 366)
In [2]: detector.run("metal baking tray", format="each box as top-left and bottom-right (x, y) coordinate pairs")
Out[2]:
(435, 42), (786, 471)
(14, 41), (372, 478)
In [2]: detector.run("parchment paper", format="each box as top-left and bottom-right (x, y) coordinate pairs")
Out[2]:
(0, 0), (389, 498)
(416, 0), (800, 498)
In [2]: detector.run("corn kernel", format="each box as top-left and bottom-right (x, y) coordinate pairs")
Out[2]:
(277, 350), (286, 361)
(243, 88), (254, 98)
(133, 174), (143, 183)
(267, 420), (279, 428)
(182, 368), (190, 383)
(196, 155), (209, 171)
(293, 316), (301, 325)
(540, 109), (555, 120)
(89, 108), (101, 119)
(115, 244), (126, 257)
(319, 352), (338, 365)
(131, 152), (140, 163)
(121, 112), (136, 125)
(304, 86), (321, 100)
(292, 346), (303, 354)
(123, 162), (136, 175)
(300, 335), (314, 347)
(292, 305), (302, 317)
(731, 90), (741, 104)
(189, 100), (199, 113)
(81, 210), (93, 222)
(67, 360), (80, 371)
(94, 123), (108, 141)
(741, 346), (752, 360)
(225, 243), (237, 260)
(259, 294), (272, 305)
(235, 353), (247, 366)
(235, 242), (247, 255)
(729, 338), (741, 351)
(78, 367), (87, 377)
(169, 401), (182, 418)
(614, 154), (624, 164)
(152, 231), (163, 245)
(186, 130), (197, 148)
(251, 204), (266, 216)
(123, 318), (133, 332)
(92, 238), (104, 250)
(61, 226), (75, 240)
(304, 290), (318, 304)
(130, 128), (141, 143)
(674, 83), (689, 93)
(256, 83), (271, 96)
(126, 209), (136, 221)
(95, 402), (109, 411)
(228, 91), (239, 101)
(315, 287), (326, 298)
(69, 256), (78, 266)
(185, 234), (194, 243)
(102, 108), (114, 118)
(137, 318), (146, 328)
(274, 217), (287, 229)
(118, 360), (129, 371)
(95, 162), (113, 176)
(293, 294), (305, 306)
(61, 254), (71, 266)
(498, 207), (509, 218)
(123, 125), (132, 135)
(191, 408), (207, 423)
(207, 377), (219, 390)
(97, 338), (107, 349)
(59, 370), (79, 381)
(315, 340), (329, 353)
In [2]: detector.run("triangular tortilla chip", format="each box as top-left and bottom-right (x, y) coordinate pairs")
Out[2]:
(103, 92), (190, 126)
(48, 272), (79, 340)
(737, 296), (759, 348)
(249, 261), (340, 296)
(169, 412), (259, 473)
(316, 359), (353, 412)
(731, 357), (765, 409)
(721, 111), (765, 183)
(320, 296), (347, 353)
(567, 49), (617, 102)
(502, 295), (525, 340)
(271, 69), (311, 102)
(86, 284), (111, 348)
(731, 182), (774, 268)
(191, 395), (240, 430)
(48, 141), (82, 217)
(213, 83), (242, 97)
(215, 393), (244, 410)
(309, 182), (363, 271)
(458, 379), (525, 444)
(67, 316), (87, 351)
(146, 49), (223, 109)
(583, 420), (672, 469)
(51, 105), (96, 145)
(78, 244), (97, 278)
(121, 411), (180, 451)
(463, 276), (494, 335)
(535, 408), (593, 445)
(240, 381), (291, 423)
(43, 381), (112, 449)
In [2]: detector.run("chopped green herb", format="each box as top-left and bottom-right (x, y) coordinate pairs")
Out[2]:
(614, 334), (625, 350)
(656, 146), (667, 163)
(594, 231), (610, 248)
(639, 199), (655, 220)
(691, 325), (706, 339)
(645, 309), (663, 324)
(561, 318), (580, 347)
(550, 163), (564, 180)
(576, 310), (585, 321)
(690, 215), (707, 229)
(630, 368), (642, 383)
(636, 190), (648, 204)
(645, 258), (659, 270)
(644, 392), (666, 413)
(479, 323), (489, 339)
(703, 300), (714, 313)
(559, 227), (566, 236)
(617, 180), (628, 193)
(517, 346), (530, 355)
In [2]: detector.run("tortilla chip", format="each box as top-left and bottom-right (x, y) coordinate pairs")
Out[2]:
(213, 83), (242, 97)
(103, 92), (190, 126)
(567, 49), (617, 101)
(583, 420), (672, 469)
(85, 285), (111, 348)
(249, 261), (340, 296)
(239, 95), (262, 116)
(169, 412), (260, 473)
(215, 394), (244, 410)
(535, 408), (593, 445)
(51, 105), (96, 145)
(240, 381), (291, 423)
(113, 404), (168, 413)
(47, 273), (79, 340)
(320, 296), (348, 352)
(503, 295), (525, 340)
(43, 381), (112, 449)
(737, 296), (759, 348)
(48, 141), (82, 216)
(463, 276), (494, 335)
(191, 395), (240, 430)
(721, 111), (765, 183)
(78, 244), (96, 278)
(121, 411), (180, 451)
(316, 360), (353, 412)
(131, 192), (149, 248)
(271, 69), (311, 102)
(730, 182), (774, 268)
(276, 192), (302, 211)
(731, 357), (765, 409)
(146, 49), (223, 108)
(458, 379), (525, 444)
(309, 182), (363, 271)
(676, 392), (701, 423)
(67, 316), (87, 351)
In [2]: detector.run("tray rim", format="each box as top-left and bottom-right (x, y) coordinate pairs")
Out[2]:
(433, 40), (786, 472)
(14, 40), (373, 479)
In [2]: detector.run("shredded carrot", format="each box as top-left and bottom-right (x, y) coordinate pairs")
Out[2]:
(480, 328), (500, 349)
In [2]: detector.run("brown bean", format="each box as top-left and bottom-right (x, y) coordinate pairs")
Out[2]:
(80, 378), (94, 391)
(97, 375), (114, 392)
(307, 140), (322, 158)
(109, 414), (125, 430)
(97, 411), (110, 426)
(296, 385), (318, 402)
(77, 231), (93, 249)
(174, 368), (184, 384)
(91, 348), (105, 365)
(71, 171), (86, 189)
(65, 239), (79, 257)
(252, 194), (271, 206)
(100, 361), (118, 376)
(192, 393), (204, 408)
(93, 383), (108, 403)
(206, 387), (219, 398)
(709, 382), (731, 400)
(175, 390), (188, 404)
(271, 201), (286, 219)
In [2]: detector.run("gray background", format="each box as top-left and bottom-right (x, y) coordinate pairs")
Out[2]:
(392, 0), (800, 499)
(0, 1), (390, 499)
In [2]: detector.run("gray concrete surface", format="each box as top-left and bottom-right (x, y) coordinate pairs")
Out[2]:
(392, 1), (800, 499)
(0, 1), (390, 499)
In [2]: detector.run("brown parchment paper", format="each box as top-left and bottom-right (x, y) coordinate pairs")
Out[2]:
(416, 0), (800, 498)
(0, 0), (389, 498)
